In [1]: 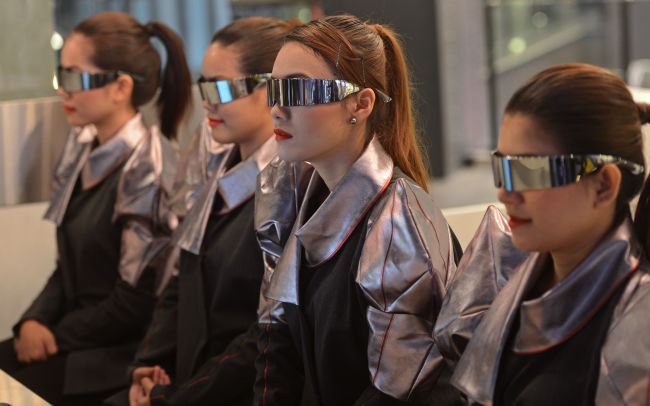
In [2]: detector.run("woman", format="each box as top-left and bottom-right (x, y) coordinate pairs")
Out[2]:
(436, 63), (650, 405)
(0, 11), (192, 405)
(119, 17), (298, 406)
(254, 15), (459, 406)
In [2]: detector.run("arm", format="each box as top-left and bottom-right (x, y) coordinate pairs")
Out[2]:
(433, 206), (527, 368)
(354, 180), (456, 405)
(130, 274), (180, 377)
(148, 323), (259, 406)
(53, 218), (165, 351)
(14, 264), (66, 334)
(252, 254), (304, 406)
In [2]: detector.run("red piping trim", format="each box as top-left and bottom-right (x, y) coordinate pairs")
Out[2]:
(513, 259), (641, 355)
(310, 174), (393, 267)
(262, 322), (273, 406)
(372, 313), (395, 384)
(406, 182), (447, 270)
(380, 192), (397, 311)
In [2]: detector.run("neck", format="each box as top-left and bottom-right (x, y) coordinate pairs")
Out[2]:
(548, 210), (617, 287)
(94, 106), (138, 145)
(310, 129), (367, 191)
(239, 120), (274, 160)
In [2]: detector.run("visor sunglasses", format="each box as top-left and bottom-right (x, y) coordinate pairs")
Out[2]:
(267, 78), (392, 107)
(491, 151), (644, 192)
(55, 66), (142, 93)
(198, 74), (271, 104)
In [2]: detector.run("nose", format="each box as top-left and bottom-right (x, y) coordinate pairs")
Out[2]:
(56, 87), (71, 100)
(271, 103), (288, 122)
(497, 187), (524, 205)
(203, 100), (217, 114)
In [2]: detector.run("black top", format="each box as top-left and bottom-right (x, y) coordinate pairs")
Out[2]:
(18, 168), (158, 394)
(494, 277), (628, 406)
(132, 193), (264, 406)
(255, 179), (412, 406)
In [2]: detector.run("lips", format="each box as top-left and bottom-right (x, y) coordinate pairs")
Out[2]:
(63, 105), (76, 114)
(208, 117), (224, 127)
(508, 214), (532, 229)
(274, 128), (293, 141)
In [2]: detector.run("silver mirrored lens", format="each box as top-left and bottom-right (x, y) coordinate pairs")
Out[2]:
(267, 78), (362, 107)
(55, 68), (118, 92)
(491, 152), (644, 192)
(198, 74), (271, 105)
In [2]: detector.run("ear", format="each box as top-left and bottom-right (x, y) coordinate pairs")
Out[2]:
(109, 74), (135, 105)
(346, 88), (376, 123)
(591, 164), (622, 208)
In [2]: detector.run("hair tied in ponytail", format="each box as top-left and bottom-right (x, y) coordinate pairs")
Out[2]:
(638, 102), (650, 125)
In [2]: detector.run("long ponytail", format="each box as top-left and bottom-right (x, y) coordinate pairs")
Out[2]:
(73, 12), (192, 139)
(144, 21), (192, 139)
(286, 15), (430, 191)
(372, 24), (429, 191)
(634, 102), (650, 257)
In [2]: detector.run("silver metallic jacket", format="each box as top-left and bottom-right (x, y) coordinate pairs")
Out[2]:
(44, 113), (177, 290)
(173, 135), (277, 255)
(167, 119), (228, 222)
(256, 138), (458, 400)
(436, 207), (650, 405)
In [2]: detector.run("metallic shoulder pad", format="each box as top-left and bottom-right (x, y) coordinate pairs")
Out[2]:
(356, 176), (456, 400)
(44, 127), (92, 224)
(167, 120), (229, 220)
(597, 267), (650, 405)
(255, 157), (313, 259)
(113, 126), (178, 229)
(434, 206), (529, 369)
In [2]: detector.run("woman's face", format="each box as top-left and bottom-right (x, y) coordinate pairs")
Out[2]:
(201, 42), (272, 146)
(270, 41), (359, 163)
(57, 33), (121, 127)
(496, 113), (604, 253)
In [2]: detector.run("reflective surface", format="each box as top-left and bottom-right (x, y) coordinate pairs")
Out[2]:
(491, 152), (644, 192)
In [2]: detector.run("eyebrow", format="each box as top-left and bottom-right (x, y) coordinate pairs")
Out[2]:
(199, 75), (230, 81)
(271, 72), (311, 79)
(59, 64), (83, 71)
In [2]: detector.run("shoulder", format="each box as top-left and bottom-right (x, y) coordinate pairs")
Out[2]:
(357, 172), (455, 308)
(365, 172), (453, 265)
(598, 267), (650, 404)
(115, 125), (179, 225)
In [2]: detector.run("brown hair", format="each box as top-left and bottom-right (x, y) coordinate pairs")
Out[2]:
(505, 63), (650, 255)
(210, 16), (302, 75)
(285, 15), (429, 191)
(72, 11), (192, 138)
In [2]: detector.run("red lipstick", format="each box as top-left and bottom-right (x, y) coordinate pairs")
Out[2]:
(274, 128), (293, 141)
(63, 105), (76, 114)
(208, 117), (224, 127)
(508, 215), (532, 229)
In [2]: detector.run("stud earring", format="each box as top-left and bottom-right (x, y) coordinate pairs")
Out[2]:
(349, 117), (357, 125)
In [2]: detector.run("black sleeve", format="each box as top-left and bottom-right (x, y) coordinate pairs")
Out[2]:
(253, 320), (304, 406)
(353, 386), (413, 406)
(148, 323), (259, 406)
(14, 265), (66, 336)
(52, 268), (157, 352)
(130, 275), (180, 377)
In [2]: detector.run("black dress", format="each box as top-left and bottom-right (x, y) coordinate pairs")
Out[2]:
(0, 115), (175, 405)
(111, 139), (277, 406)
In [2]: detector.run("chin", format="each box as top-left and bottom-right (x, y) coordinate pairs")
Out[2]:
(65, 115), (90, 128)
(511, 233), (541, 253)
(210, 128), (235, 145)
(277, 145), (306, 163)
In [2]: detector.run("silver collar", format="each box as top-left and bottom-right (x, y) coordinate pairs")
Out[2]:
(265, 138), (394, 304)
(174, 136), (278, 255)
(452, 217), (643, 404)
(44, 114), (146, 225)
